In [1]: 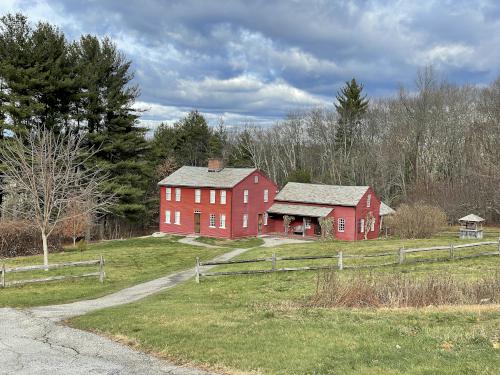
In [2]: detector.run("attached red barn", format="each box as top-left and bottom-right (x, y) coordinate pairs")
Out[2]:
(266, 182), (381, 241)
(158, 160), (277, 238)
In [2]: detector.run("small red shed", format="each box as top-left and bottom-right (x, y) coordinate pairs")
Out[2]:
(158, 159), (277, 239)
(266, 182), (381, 240)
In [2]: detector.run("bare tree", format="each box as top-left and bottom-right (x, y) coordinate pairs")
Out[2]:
(0, 128), (113, 268)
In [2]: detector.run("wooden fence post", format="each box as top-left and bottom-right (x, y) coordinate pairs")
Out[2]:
(338, 251), (343, 270)
(449, 244), (454, 260)
(272, 253), (276, 271)
(99, 255), (105, 283)
(398, 247), (405, 264)
(1, 263), (5, 288)
(195, 257), (200, 283)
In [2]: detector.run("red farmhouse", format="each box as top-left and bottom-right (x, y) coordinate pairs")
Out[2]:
(266, 182), (381, 241)
(158, 159), (277, 238)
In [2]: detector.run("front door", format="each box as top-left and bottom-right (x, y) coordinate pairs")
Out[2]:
(257, 214), (263, 234)
(194, 213), (201, 233)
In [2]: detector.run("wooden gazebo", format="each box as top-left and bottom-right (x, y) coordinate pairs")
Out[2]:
(458, 214), (484, 239)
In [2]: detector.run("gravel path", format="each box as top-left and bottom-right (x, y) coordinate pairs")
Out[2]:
(0, 236), (309, 375)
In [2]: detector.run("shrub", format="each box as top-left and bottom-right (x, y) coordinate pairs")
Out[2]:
(386, 202), (447, 238)
(309, 271), (500, 308)
(76, 239), (87, 252)
(0, 220), (63, 258)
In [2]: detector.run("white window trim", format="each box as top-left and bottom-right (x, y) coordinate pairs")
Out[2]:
(209, 213), (216, 228)
(360, 218), (365, 233)
(264, 189), (269, 203)
(165, 210), (171, 224)
(254, 175), (259, 183)
(304, 218), (311, 229)
(175, 188), (181, 202)
(243, 189), (249, 204)
(195, 189), (201, 203)
(243, 214), (248, 228)
(166, 187), (171, 201)
(220, 190), (226, 204)
(210, 190), (216, 204)
(219, 214), (226, 229)
(367, 194), (371, 208)
(174, 211), (181, 225)
(338, 218), (345, 232)
(263, 212), (268, 226)
(370, 219), (375, 232)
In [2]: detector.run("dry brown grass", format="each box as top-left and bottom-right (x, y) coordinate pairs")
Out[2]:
(308, 271), (500, 308)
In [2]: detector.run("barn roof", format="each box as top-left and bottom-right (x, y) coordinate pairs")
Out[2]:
(274, 182), (369, 207)
(380, 202), (395, 216)
(158, 166), (257, 188)
(267, 203), (333, 217)
(459, 214), (484, 222)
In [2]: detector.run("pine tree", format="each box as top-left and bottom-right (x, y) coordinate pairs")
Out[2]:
(76, 35), (151, 223)
(334, 78), (369, 159)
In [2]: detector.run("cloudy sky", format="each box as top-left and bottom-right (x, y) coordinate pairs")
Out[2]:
(2, 0), (500, 128)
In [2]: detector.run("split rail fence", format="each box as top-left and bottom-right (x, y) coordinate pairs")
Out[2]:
(1, 256), (105, 288)
(195, 239), (500, 282)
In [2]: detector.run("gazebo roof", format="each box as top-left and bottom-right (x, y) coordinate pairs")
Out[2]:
(458, 214), (484, 222)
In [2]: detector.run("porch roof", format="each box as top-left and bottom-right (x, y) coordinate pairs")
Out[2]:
(267, 203), (333, 218)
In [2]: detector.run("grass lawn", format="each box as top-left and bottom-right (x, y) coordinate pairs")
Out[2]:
(0, 236), (227, 308)
(196, 236), (264, 249)
(70, 234), (500, 374)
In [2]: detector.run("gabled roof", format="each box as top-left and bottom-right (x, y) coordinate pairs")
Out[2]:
(274, 182), (369, 207)
(268, 203), (333, 218)
(380, 202), (395, 216)
(459, 214), (484, 222)
(158, 166), (257, 188)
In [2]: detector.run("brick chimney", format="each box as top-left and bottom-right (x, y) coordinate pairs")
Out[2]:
(208, 158), (224, 172)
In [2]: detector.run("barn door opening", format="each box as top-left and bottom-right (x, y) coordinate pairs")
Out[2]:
(194, 212), (201, 233)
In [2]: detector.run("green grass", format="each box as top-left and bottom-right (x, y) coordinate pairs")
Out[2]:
(70, 234), (500, 374)
(196, 236), (264, 249)
(0, 236), (227, 307)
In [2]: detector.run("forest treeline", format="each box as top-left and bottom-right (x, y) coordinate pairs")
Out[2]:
(1, 13), (499, 239)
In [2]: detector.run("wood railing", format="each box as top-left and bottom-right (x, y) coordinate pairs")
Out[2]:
(1, 256), (105, 287)
(195, 240), (500, 282)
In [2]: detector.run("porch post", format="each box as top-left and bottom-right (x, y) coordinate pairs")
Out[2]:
(302, 217), (306, 237)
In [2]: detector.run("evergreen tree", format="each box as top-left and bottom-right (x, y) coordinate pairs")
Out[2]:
(334, 78), (369, 158)
(75, 35), (151, 221)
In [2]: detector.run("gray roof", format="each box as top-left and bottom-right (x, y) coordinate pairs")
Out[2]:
(459, 214), (484, 222)
(380, 202), (395, 216)
(158, 166), (257, 188)
(274, 182), (369, 207)
(267, 203), (333, 217)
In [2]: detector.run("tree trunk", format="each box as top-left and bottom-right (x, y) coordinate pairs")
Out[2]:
(42, 231), (49, 270)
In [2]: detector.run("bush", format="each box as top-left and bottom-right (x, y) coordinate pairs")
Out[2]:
(386, 202), (447, 238)
(309, 272), (500, 308)
(0, 220), (63, 258)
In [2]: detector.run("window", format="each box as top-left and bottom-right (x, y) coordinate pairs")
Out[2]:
(243, 214), (248, 228)
(370, 219), (375, 232)
(175, 188), (181, 202)
(263, 189), (269, 202)
(254, 175), (259, 183)
(220, 214), (226, 228)
(174, 211), (181, 225)
(210, 190), (216, 204)
(165, 210), (171, 224)
(243, 189), (249, 203)
(263, 212), (268, 226)
(166, 188), (171, 201)
(195, 189), (201, 203)
(359, 219), (365, 233)
(367, 194), (371, 208)
(209, 213), (216, 228)
(338, 218), (345, 232)
(304, 218), (311, 229)
(220, 190), (226, 204)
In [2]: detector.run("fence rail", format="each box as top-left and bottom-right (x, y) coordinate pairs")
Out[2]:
(1, 255), (105, 288)
(196, 239), (500, 282)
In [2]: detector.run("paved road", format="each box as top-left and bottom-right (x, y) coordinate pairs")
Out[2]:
(0, 237), (309, 375)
